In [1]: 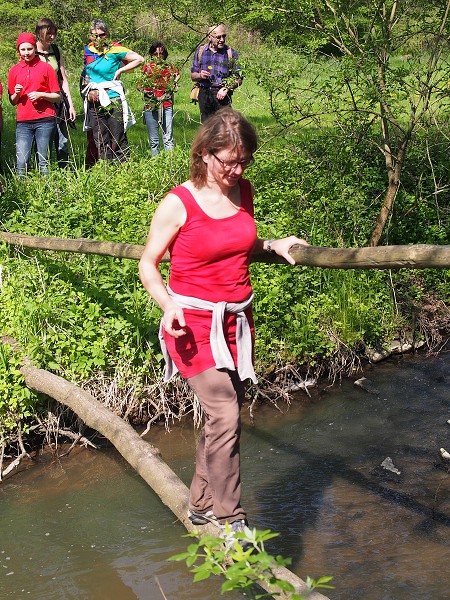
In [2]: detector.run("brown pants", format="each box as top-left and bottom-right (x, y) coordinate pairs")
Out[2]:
(188, 368), (246, 523)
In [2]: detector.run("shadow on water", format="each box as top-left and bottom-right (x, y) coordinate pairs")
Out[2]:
(240, 352), (450, 599)
(248, 425), (449, 564)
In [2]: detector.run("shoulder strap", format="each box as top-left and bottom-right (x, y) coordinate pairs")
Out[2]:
(51, 44), (61, 67)
(171, 185), (196, 206)
(51, 44), (64, 85)
(196, 44), (206, 70)
(197, 44), (232, 66)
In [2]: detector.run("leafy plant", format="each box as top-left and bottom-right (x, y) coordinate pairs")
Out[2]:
(0, 343), (40, 437)
(170, 525), (333, 598)
(134, 57), (181, 104)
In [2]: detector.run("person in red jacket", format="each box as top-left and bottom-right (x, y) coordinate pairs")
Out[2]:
(139, 108), (308, 537)
(8, 33), (60, 177)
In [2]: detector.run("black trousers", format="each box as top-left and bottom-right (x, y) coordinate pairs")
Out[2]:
(198, 88), (232, 123)
(87, 100), (129, 162)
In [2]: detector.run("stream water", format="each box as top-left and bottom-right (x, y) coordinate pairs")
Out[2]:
(1, 352), (449, 599)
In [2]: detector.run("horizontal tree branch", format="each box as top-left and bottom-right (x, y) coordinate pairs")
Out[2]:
(2, 231), (450, 269)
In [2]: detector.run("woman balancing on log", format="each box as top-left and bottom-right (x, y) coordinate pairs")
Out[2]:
(139, 107), (308, 537)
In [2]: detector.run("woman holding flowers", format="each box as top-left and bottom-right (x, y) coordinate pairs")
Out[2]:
(140, 42), (179, 156)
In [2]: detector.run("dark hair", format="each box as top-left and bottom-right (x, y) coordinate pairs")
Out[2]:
(149, 41), (168, 60)
(190, 108), (258, 187)
(35, 17), (57, 42)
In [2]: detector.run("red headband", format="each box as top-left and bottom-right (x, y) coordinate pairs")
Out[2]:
(16, 33), (37, 50)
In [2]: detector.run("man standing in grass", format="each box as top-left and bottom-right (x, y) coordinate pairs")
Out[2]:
(191, 24), (242, 122)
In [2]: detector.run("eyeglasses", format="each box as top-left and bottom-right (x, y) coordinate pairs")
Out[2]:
(211, 152), (254, 171)
(91, 32), (107, 38)
(212, 34), (227, 39)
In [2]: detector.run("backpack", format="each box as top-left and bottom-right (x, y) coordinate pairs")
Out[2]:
(50, 44), (76, 129)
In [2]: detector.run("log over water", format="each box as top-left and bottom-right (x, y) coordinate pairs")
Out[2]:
(2, 231), (450, 269)
(20, 363), (329, 600)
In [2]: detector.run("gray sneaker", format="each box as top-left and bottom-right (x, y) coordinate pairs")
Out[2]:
(188, 509), (218, 525)
(228, 519), (247, 534)
(220, 519), (252, 550)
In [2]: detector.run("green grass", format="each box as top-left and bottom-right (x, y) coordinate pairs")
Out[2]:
(1, 39), (450, 444)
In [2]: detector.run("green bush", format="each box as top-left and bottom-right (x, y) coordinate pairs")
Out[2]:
(0, 343), (40, 438)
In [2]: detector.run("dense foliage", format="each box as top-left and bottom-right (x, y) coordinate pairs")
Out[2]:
(1, 3), (450, 454)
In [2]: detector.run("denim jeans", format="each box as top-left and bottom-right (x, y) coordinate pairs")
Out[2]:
(16, 118), (56, 177)
(143, 104), (174, 156)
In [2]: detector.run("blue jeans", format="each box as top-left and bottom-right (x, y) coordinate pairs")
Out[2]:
(16, 118), (56, 177)
(144, 104), (174, 156)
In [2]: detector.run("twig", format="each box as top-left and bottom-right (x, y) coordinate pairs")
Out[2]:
(155, 576), (169, 600)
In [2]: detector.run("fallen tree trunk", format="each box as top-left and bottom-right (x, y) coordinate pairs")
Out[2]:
(20, 363), (329, 600)
(3, 230), (450, 269)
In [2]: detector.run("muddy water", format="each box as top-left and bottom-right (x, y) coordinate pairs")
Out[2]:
(1, 352), (449, 599)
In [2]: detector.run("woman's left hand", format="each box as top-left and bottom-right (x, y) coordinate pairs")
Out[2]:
(271, 235), (309, 265)
(27, 91), (41, 102)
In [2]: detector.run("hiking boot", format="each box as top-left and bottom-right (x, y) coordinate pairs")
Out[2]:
(188, 509), (218, 525)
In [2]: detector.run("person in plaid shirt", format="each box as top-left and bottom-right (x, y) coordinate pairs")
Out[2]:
(191, 24), (242, 122)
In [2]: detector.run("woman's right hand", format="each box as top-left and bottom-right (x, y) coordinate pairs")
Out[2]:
(162, 302), (186, 337)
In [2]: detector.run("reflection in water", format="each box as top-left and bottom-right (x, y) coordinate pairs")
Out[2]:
(241, 353), (450, 599)
(0, 352), (449, 599)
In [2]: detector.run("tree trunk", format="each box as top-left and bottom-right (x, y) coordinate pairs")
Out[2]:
(285, 243), (450, 269)
(0, 231), (145, 260)
(368, 176), (399, 247)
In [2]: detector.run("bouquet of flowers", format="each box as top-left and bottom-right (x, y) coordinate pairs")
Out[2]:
(134, 58), (180, 97)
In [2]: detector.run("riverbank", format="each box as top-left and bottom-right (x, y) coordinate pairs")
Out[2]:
(1, 93), (450, 476)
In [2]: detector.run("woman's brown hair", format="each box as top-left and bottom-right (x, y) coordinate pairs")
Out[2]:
(35, 18), (58, 42)
(190, 108), (258, 188)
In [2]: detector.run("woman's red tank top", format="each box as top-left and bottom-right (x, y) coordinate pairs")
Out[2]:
(168, 178), (257, 302)
(163, 178), (257, 378)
